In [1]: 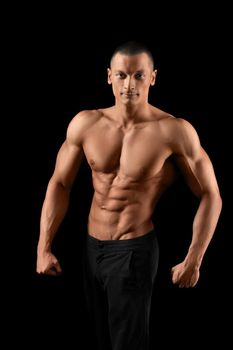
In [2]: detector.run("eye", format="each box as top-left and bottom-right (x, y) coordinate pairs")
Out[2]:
(116, 72), (126, 79)
(135, 73), (143, 80)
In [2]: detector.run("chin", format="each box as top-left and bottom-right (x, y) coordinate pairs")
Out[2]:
(121, 96), (139, 104)
(122, 100), (137, 105)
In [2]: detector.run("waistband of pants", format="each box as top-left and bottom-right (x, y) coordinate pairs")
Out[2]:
(86, 229), (157, 251)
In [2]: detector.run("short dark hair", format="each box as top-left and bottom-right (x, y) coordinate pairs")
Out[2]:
(110, 41), (154, 69)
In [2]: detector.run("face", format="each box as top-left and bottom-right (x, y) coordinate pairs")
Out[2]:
(107, 52), (157, 105)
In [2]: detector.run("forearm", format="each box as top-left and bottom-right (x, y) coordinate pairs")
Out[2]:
(186, 191), (222, 266)
(37, 179), (70, 253)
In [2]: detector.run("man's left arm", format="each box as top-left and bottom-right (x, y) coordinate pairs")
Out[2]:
(171, 119), (222, 287)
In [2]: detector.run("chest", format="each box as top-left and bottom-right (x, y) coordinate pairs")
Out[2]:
(83, 126), (170, 178)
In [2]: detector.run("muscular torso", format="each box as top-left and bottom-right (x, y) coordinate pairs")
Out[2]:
(82, 106), (177, 240)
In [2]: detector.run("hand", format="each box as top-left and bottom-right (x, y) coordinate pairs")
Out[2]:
(171, 260), (200, 288)
(37, 251), (62, 276)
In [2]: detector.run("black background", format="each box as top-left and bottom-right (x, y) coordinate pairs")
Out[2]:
(8, 5), (230, 348)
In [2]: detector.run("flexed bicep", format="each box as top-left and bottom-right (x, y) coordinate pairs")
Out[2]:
(174, 147), (219, 197)
(53, 140), (84, 189)
(51, 112), (92, 189)
(171, 119), (220, 197)
(189, 147), (220, 195)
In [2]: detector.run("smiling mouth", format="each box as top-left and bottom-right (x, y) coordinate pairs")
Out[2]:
(121, 93), (139, 97)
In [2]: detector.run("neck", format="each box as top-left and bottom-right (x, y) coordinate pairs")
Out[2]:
(114, 101), (150, 127)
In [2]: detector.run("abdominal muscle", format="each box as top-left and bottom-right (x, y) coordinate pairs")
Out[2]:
(87, 172), (164, 240)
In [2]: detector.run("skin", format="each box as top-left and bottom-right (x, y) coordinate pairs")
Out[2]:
(37, 52), (222, 288)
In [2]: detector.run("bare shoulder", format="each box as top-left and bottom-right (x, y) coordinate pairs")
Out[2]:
(150, 105), (174, 122)
(149, 106), (199, 141)
(68, 109), (102, 130)
(167, 117), (200, 140)
(163, 117), (201, 156)
(66, 109), (102, 145)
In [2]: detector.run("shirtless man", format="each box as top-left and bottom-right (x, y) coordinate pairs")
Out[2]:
(36, 41), (222, 350)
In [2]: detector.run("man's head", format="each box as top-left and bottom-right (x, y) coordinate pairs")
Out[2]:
(107, 41), (157, 106)
(110, 41), (155, 70)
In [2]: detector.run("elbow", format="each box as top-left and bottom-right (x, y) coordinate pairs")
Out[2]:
(58, 180), (72, 193)
(217, 192), (223, 212)
(203, 189), (222, 212)
(213, 188), (222, 212)
(50, 177), (71, 193)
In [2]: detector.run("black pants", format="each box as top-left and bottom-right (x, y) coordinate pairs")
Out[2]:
(83, 229), (159, 350)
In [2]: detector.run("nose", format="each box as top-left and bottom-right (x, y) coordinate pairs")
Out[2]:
(124, 76), (135, 91)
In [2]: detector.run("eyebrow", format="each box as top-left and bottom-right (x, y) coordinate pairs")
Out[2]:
(114, 69), (146, 73)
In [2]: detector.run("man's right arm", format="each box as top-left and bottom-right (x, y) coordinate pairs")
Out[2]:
(37, 113), (86, 275)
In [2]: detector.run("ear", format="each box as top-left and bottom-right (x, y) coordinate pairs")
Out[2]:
(107, 68), (112, 85)
(150, 69), (157, 86)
